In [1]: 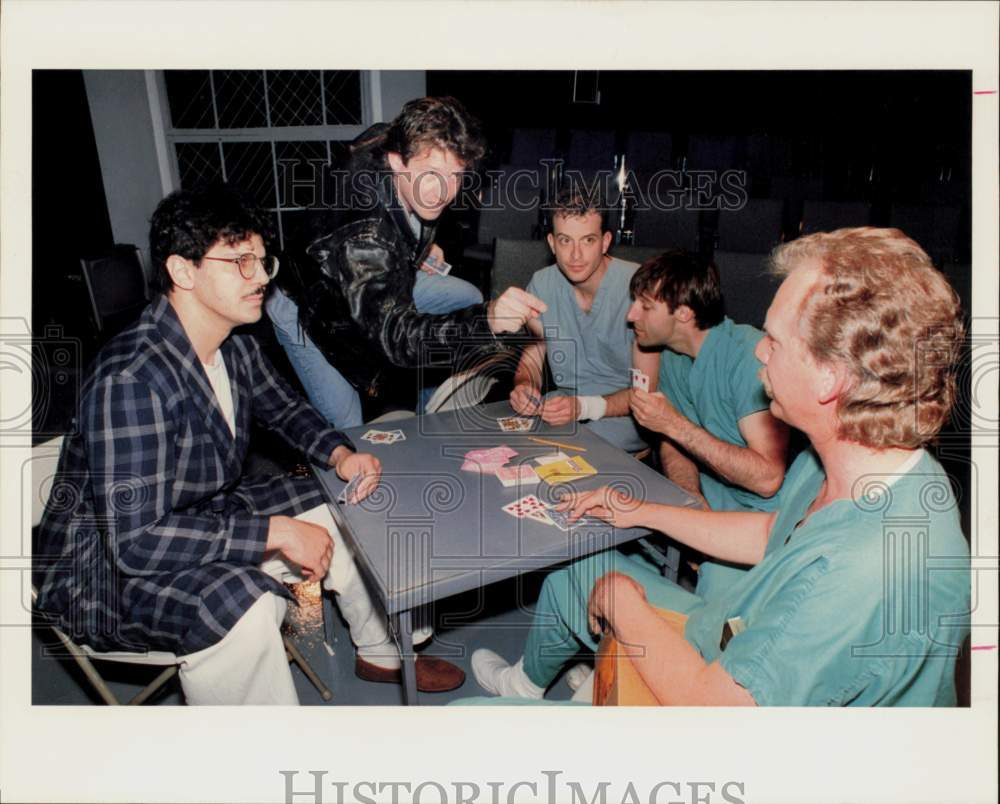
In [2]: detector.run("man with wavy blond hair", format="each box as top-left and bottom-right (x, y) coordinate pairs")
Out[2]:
(466, 227), (970, 706)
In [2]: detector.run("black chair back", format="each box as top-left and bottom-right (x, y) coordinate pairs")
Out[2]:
(79, 244), (148, 336)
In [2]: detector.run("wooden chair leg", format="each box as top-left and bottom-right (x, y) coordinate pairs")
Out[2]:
(51, 627), (120, 705)
(128, 666), (179, 705)
(283, 636), (333, 701)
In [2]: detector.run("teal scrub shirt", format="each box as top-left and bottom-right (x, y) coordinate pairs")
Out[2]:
(684, 448), (970, 706)
(527, 258), (638, 398)
(527, 258), (648, 451)
(659, 317), (778, 598)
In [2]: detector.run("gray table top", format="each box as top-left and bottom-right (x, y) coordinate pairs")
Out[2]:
(314, 401), (699, 615)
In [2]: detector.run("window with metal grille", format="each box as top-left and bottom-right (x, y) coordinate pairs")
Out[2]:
(158, 70), (368, 249)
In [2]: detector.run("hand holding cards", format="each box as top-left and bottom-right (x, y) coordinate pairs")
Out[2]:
(422, 253), (452, 275)
(630, 368), (650, 391)
(338, 472), (363, 504)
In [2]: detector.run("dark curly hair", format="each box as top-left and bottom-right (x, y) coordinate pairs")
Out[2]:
(770, 227), (964, 448)
(353, 96), (486, 170)
(148, 185), (273, 294)
(629, 250), (725, 330)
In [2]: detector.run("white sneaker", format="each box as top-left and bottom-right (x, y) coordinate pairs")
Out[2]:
(565, 662), (592, 692)
(471, 649), (544, 699)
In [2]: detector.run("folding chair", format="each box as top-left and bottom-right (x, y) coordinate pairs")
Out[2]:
(31, 437), (332, 704)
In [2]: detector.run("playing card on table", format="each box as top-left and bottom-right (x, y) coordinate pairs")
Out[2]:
(338, 473), (363, 504)
(462, 445), (517, 473)
(497, 416), (533, 432)
(630, 368), (650, 391)
(495, 464), (540, 487)
(386, 429), (406, 443)
(501, 494), (553, 524)
(534, 451), (570, 465)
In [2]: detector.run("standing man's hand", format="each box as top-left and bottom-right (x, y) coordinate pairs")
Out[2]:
(487, 287), (547, 334)
(419, 243), (446, 275)
(510, 382), (544, 416)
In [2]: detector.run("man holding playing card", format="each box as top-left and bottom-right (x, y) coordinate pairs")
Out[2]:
(469, 228), (969, 706)
(473, 251), (786, 696)
(509, 189), (659, 451)
(626, 250), (789, 600)
(34, 187), (465, 702)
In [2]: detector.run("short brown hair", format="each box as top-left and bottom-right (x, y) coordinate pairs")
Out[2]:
(771, 227), (964, 448)
(381, 96), (486, 169)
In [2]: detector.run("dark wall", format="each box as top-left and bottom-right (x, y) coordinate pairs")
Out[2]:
(427, 70), (970, 196)
(32, 70), (114, 335)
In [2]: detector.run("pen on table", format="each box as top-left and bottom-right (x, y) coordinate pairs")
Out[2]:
(527, 436), (587, 452)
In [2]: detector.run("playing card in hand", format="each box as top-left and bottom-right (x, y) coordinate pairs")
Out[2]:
(422, 253), (452, 275)
(545, 504), (604, 531)
(338, 473), (363, 504)
(630, 368), (650, 391)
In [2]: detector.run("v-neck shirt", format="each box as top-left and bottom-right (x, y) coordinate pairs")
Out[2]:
(526, 257), (639, 397)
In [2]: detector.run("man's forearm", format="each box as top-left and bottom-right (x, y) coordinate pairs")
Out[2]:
(637, 504), (772, 566)
(658, 439), (703, 499)
(670, 418), (782, 497)
(600, 388), (632, 418)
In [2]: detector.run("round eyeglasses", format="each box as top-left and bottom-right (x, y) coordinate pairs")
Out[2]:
(202, 253), (280, 280)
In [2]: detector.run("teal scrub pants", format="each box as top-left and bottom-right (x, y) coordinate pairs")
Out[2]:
(522, 549), (704, 689)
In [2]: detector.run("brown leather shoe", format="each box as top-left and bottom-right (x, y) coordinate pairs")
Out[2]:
(355, 655), (465, 693)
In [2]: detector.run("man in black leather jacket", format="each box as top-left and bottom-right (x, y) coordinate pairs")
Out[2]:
(269, 96), (546, 424)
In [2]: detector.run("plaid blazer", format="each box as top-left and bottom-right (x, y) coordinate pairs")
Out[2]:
(35, 295), (351, 654)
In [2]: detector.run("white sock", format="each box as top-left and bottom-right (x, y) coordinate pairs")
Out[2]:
(565, 662), (592, 692)
(496, 657), (544, 699)
(472, 650), (545, 699)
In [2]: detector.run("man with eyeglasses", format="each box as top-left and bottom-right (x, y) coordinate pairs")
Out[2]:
(34, 186), (466, 703)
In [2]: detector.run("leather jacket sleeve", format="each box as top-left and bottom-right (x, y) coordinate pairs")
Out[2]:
(308, 221), (502, 370)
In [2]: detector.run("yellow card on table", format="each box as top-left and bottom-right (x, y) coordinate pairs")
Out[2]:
(535, 455), (597, 484)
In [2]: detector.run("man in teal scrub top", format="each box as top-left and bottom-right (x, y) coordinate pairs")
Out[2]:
(468, 227), (970, 706)
(626, 251), (789, 599)
(508, 190), (660, 452)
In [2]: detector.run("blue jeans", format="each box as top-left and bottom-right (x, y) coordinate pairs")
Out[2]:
(267, 272), (483, 429)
